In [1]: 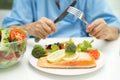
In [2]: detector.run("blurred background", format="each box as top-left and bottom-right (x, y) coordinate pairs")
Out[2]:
(0, 0), (120, 26)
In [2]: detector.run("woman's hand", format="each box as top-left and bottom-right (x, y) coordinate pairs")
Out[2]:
(86, 19), (119, 41)
(23, 17), (56, 39)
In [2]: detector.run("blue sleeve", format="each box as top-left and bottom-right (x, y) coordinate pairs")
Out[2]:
(2, 0), (33, 28)
(85, 0), (120, 31)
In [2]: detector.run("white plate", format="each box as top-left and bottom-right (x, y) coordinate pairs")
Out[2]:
(27, 38), (105, 75)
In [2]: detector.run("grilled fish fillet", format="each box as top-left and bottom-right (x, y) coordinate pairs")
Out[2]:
(37, 52), (96, 69)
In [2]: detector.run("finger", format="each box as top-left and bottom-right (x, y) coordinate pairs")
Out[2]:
(86, 19), (103, 32)
(36, 32), (45, 39)
(86, 24), (96, 32)
(96, 34), (106, 40)
(23, 23), (36, 36)
(94, 30), (105, 39)
(34, 28), (45, 39)
(89, 23), (103, 36)
(39, 17), (57, 32)
(38, 24), (49, 38)
(38, 21), (52, 34)
(35, 23), (49, 39)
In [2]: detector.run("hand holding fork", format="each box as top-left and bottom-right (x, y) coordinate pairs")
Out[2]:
(67, 6), (118, 40)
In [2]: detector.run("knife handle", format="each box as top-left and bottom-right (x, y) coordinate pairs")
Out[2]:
(35, 37), (41, 42)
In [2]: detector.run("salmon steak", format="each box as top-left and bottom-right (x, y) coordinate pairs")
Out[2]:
(37, 52), (96, 69)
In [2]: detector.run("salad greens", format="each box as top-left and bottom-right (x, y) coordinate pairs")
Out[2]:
(0, 28), (10, 44)
(0, 27), (27, 53)
(77, 40), (94, 52)
(0, 27), (27, 68)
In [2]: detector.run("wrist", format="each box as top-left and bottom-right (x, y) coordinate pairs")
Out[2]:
(105, 27), (119, 41)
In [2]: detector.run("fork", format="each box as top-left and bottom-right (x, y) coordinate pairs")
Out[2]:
(67, 6), (93, 37)
(67, 6), (89, 25)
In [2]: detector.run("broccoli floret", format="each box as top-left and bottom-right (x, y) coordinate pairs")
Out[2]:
(65, 42), (77, 54)
(32, 45), (46, 58)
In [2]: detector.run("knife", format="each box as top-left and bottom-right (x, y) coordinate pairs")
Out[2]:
(35, 0), (77, 42)
(54, 0), (77, 23)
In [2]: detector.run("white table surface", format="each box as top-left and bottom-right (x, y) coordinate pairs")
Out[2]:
(0, 37), (120, 80)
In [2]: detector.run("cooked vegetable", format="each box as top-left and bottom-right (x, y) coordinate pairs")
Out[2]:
(46, 44), (59, 53)
(65, 42), (76, 54)
(87, 50), (100, 60)
(54, 42), (64, 48)
(77, 40), (94, 52)
(32, 45), (46, 58)
(45, 42), (64, 53)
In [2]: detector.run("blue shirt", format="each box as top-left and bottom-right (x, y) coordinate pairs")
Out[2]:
(2, 0), (120, 38)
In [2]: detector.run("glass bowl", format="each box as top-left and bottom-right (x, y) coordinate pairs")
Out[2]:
(0, 28), (28, 68)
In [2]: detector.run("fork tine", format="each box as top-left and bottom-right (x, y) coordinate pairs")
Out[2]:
(67, 6), (83, 18)
(67, 6), (89, 25)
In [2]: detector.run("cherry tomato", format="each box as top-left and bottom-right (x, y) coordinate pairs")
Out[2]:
(45, 45), (52, 50)
(10, 29), (26, 41)
(86, 50), (100, 60)
(59, 45), (65, 49)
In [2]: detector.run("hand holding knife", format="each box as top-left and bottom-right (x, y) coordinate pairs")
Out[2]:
(34, 0), (77, 42)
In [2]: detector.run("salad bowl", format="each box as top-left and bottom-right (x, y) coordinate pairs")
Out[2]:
(0, 27), (27, 68)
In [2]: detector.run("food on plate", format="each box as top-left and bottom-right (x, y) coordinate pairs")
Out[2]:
(45, 42), (64, 53)
(0, 27), (27, 68)
(37, 50), (96, 68)
(86, 50), (100, 60)
(31, 39), (100, 69)
(65, 41), (77, 54)
(77, 39), (94, 52)
(32, 45), (46, 58)
(46, 50), (65, 62)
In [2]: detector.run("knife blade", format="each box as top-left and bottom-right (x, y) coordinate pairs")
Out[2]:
(54, 0), (77, 23)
